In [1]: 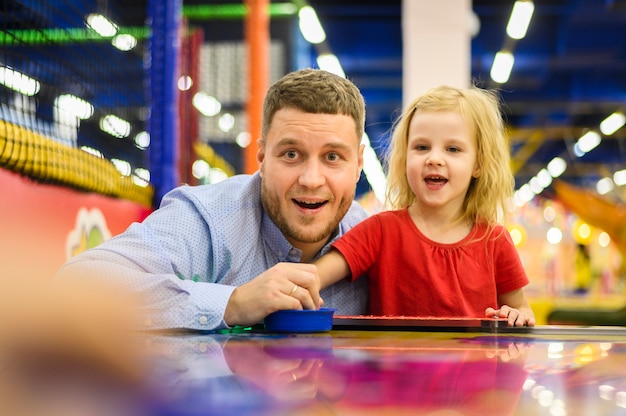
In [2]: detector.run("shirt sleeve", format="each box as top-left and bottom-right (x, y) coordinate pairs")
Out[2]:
(332, 215), (383, 281)
(55, 187), (236, 331)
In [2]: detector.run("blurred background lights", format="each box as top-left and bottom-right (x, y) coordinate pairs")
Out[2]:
(599, 112), (625, 135)
(218, 113), (235, 132)
(547, 227), (563, 245)
(543, 205), (556, 222)
(236, 131), (251, 148)
(192, 159), (210, 179)
(547, 157), (567, 177)
(0, 65), (40, 96)
(596, 177), (614, 195)
(178, 75), (193, 91)
(298, 6), (326, 44)
(598, 232), (611, 248)
(134, 131), (150, 149)
(112, 33), (137, 51)
(86, 13), (118, 37)
(192, 92), (221, 116)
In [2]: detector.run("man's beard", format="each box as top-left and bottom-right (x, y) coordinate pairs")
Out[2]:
(261, 181), (353, 244)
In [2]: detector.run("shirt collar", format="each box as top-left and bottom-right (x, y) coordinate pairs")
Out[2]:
(260, 210), (342, 262)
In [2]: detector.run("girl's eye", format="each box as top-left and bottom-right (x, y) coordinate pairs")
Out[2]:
(415, 144), (428, 151)
(447, 147), (460, 153)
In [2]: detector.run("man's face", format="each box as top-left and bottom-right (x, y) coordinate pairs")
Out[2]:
(258, 108), (364, 250)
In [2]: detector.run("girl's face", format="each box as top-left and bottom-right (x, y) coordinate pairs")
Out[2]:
(405, 110), (480, 217)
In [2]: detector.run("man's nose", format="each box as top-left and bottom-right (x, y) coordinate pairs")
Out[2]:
(299, 160), (326, 188)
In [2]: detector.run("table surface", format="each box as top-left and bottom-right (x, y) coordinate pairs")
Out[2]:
(5, 324), (626, 416)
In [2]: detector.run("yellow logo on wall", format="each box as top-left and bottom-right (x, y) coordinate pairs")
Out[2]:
(66, 207), (112, 260)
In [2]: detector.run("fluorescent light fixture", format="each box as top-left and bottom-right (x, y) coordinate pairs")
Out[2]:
(134, 131), (150, 149)
(529, 176), (544, 194)
(614, 169), (626, 186)
(576, 130), (601, 154)
(56, 94), (94, 120)
(506, 1), (534, 40)
(546, 227), (563, 245)
(80, 146), (103, 158)
(490, 51), (514, 84)
(111, 158), (131, 176)
(86, 13), (118, 37)
(236, 132), (251, 148)
(193, 92), (221, 116)
(547, 157), (566, 177)
(178, 75), (193, 91)
(361, 133), (387, 204)
(192, 159), (210, 179)
(596, 177), (614, 195)
(100, 114), (130, 138)
(112, 33), (137, 51)
(218, 113), (235, 132)
(317, 53), (345, 78)
(514, 184), (536, 206)
(536, 168), (553, 188)
(0, 65), (40, 96)
(298, 6), (326, 44)
(133, 167), (150, 187)
(600, 112), (625, 135)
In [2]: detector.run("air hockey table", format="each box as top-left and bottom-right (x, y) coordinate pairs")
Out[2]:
(136, 316), (626, 416)
(4, 317), (626, 416)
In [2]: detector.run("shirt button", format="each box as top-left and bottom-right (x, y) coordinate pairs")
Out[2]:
(199, 315), (208, 325)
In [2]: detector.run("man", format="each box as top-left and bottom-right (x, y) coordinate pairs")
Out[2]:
(57, 68), (369, 330)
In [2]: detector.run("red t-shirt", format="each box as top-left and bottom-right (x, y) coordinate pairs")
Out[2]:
(332, 208), (529, 317)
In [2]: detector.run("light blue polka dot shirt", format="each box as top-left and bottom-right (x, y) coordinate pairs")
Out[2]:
(60, 172), (369, 330)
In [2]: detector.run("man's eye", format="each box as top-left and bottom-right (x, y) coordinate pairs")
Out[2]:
(285, 150), (298, 159)
(327, 152), (341, 162)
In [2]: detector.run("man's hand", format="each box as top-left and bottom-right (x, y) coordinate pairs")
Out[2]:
(224, 262), (322, 327)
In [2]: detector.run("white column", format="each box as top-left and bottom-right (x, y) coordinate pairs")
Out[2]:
(402, 0), (474, 109)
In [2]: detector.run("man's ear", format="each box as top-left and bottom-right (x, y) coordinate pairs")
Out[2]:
(356, 143), (365, 182)
(256, 138), (265, 174)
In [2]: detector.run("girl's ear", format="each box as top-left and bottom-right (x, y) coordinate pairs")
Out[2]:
(472, 164), (481, 178)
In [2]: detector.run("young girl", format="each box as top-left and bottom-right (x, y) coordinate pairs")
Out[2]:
(315, 85), (535, 327)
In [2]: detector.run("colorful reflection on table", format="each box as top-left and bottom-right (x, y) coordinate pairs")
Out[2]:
(140, 330), (626, 416)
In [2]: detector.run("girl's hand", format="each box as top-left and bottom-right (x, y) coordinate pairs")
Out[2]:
(485, 305), (536, 327)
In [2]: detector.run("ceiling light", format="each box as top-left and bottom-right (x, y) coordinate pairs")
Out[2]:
(192, 92), (221, 116)
(361, 133), (387, 204)
(111, 158), (131, 176)
(298, 6), (326, 44)
(506, 1), (534, 40)
(218, 113), (234, 132)
(112, 33), (137, 51)
(56, 94), (94, 120)
(100, 114), (130, 138)
(614, 169), (626, 186)
(600, 112), (625, 135)
(490, 51), (514, 84)
(596, 177), (614, 195)
(0, 65), (40, 96)
(576, 131), (601, 154)
(86, 13), (118, 37)
(547, 157), (566, 177)
(316, 54), (345, 78)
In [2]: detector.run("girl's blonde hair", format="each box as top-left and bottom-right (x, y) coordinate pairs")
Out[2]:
(384, 85), (514, 226)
